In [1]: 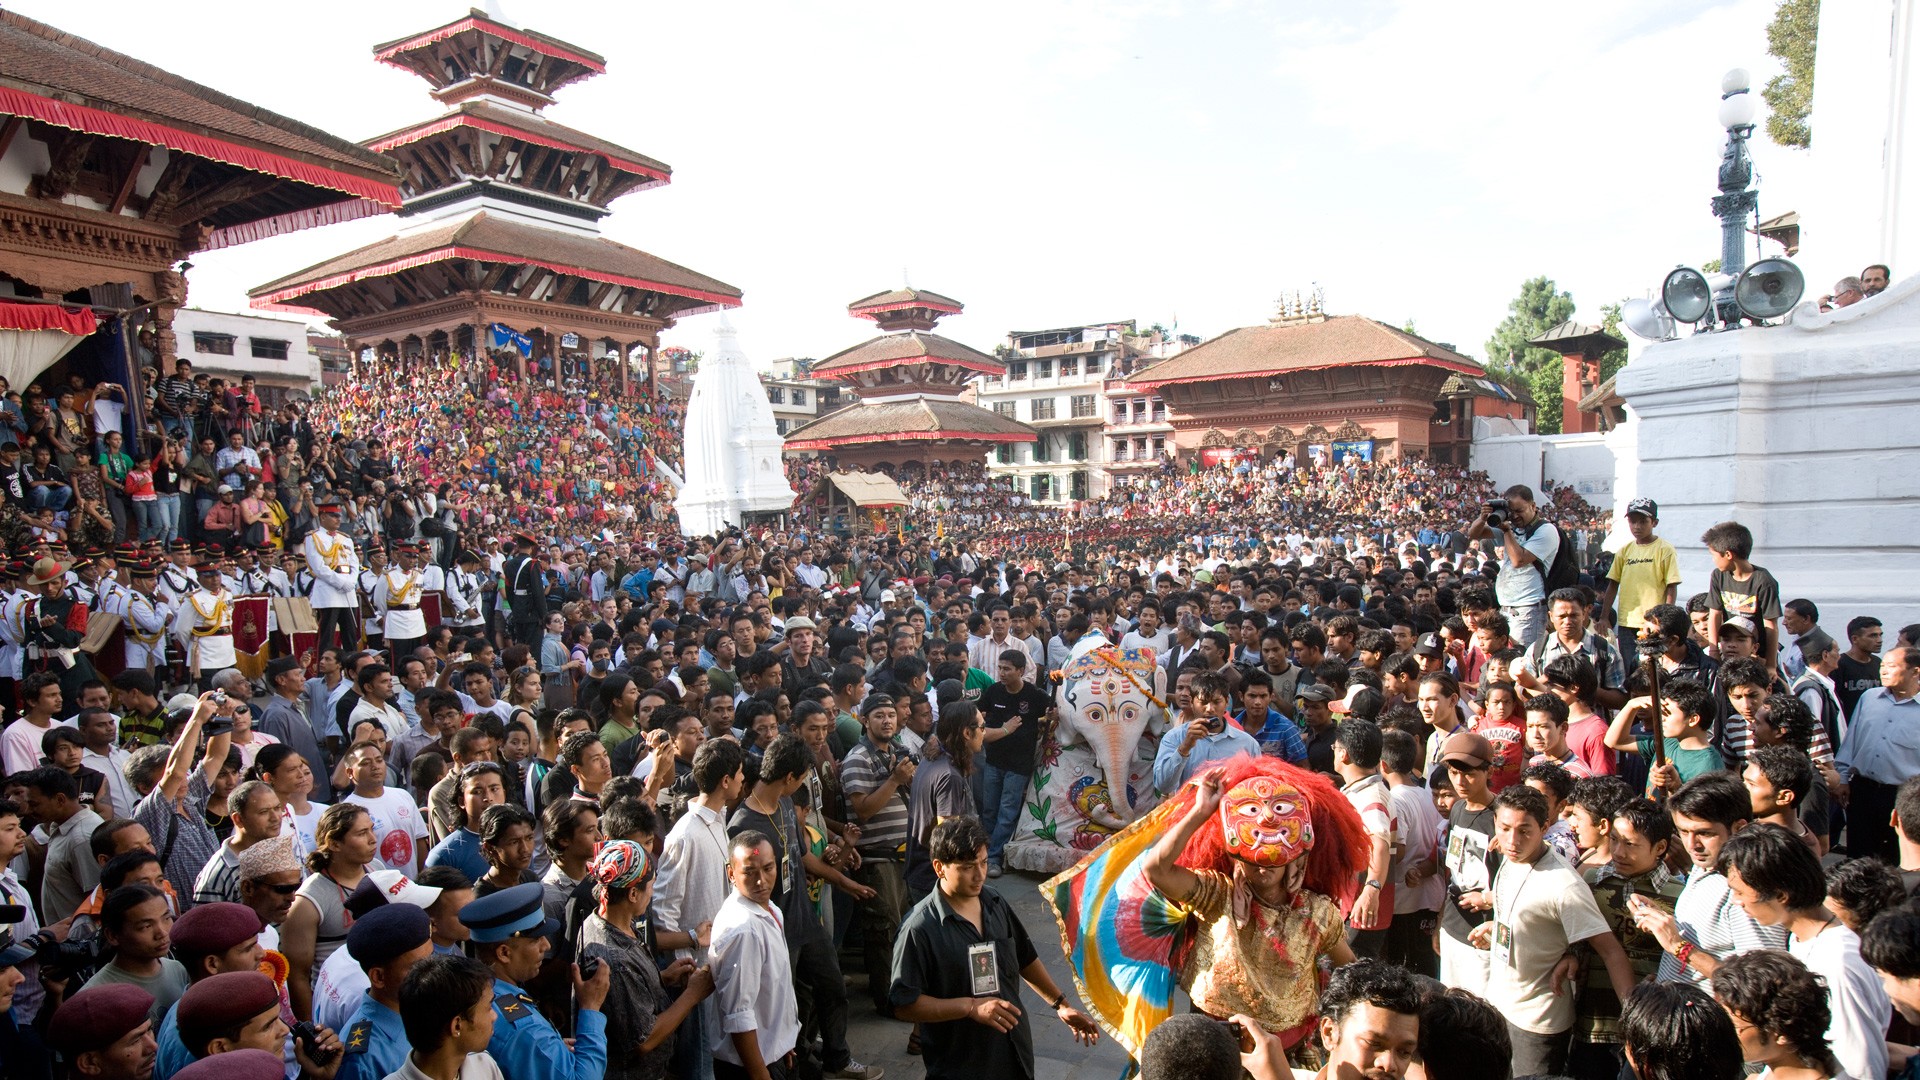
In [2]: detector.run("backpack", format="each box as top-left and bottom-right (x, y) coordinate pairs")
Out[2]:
(1520, 517), (1580, 593)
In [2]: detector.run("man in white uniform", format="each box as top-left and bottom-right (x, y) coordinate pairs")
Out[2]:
(304, 501), (361, 654)
(377, 543), (428, 664)
(182, 553), (236, 687)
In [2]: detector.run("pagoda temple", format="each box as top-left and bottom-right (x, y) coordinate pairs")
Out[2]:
(249, 8), (740, 390)
(782, 287), (1033, 470)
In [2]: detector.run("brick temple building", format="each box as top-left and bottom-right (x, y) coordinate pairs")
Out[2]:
(250, 8), (740, 391)
(1129, 300), (1526, 467)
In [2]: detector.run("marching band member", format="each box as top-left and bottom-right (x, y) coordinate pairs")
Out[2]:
(359, 544), (388, 652)
(156, 539), (196, 606)
(375, 542), (428, 662)
(0, 559), (29, 713)
(22, 555), (95, 700)
(123, 560), (171, 673)
(445, 549), (488, 632)
(183, 550), (237, 687)
(304, 501), (360, 652)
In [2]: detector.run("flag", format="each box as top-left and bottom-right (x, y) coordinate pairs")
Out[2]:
(1038, 793), (1195, 1056)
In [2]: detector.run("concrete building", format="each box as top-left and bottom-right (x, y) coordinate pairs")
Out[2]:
(761, 364), (847, 438)
(975, 321), (1166, 503)
(171, 308), (322, 405)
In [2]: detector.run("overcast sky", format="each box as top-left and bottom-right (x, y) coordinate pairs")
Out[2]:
(14, 0), (1825, 366)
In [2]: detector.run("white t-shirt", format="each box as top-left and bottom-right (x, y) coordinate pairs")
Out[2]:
(311, 943), (369, 1034)
(1388, 781), (1445, 915)
(1485, 846), (1611, 1034)
(282, 801), (327, 863)
(1119, 628), (1173, 654)
(1788, 924), (1890, 1080)
(344, 788), (428, 872)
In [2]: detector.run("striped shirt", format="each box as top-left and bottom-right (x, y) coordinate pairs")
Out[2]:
(841, 737), (911, 858)
(134, 771), (220, 907)
(192, 841), (242, 905)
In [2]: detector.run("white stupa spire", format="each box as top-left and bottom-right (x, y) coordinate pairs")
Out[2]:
(674, 316), (796, 536)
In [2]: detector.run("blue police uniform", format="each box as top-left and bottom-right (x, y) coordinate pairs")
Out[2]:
(462, 883), (608, 1080)
(151, 1002), (192, 1080)
(334, 996), (408, 1080)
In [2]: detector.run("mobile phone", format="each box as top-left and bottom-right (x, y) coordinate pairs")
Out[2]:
(1218, 1018), (1254, 1053)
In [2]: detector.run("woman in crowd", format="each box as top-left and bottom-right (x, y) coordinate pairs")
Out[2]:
(248, 743), (327, 859)
(282, 802), (376, 1020)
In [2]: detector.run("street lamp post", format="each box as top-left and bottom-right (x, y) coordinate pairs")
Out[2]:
(1711, 68), (1759, 329)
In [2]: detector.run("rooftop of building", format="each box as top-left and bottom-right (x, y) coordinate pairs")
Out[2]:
(1128, 314), (1482, 389)
(0, 9), (402, 198)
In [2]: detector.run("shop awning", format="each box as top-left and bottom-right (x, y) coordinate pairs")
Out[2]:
(0, 300), (99, 388)
(824, 471), (908, 507)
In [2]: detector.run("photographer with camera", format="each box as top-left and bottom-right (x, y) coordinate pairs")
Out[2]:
(1466, 484), (1560, 649)
(1154, 669), (1258, 795)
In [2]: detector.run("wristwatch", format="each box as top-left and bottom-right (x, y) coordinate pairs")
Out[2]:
(1049, 993), (1068, 1010)
(1365, 879), (1384, 890)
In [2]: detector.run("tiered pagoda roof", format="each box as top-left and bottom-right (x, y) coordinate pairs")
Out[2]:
(783, 285), (1033, 455)
(248, 8), (738, 347)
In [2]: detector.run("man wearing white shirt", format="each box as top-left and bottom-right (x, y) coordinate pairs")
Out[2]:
(793, 549), (828, 592)
(655, 740), (747, 1080)
(348, 663), (409, 742)
(707, 831), (799, 1080)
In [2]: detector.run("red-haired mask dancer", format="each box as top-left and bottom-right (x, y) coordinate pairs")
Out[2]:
(1042, 756), (1367, 1069)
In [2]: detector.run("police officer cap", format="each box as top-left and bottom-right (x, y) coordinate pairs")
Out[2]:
(459, 881), (559, 943)
(346, 902), (432, 969)
(47, 983), (156, 1054)
(173, 1048), (285, 1080)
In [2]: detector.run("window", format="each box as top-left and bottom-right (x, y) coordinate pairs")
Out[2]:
(1032, 436), (1051, 462)
(1152, 436), (1166, 456)
(1031, 398), (1056, 421)
(1060, 356), (1079, 375)
(1031, 474), (1052, 501)
(1113, 440), (1130, 461)
(1112, 402), (1128, 424)
(791, 388), (807, 406)
(1135, 438), (1149, 457)
(192, 332), (235, 356)
(775, 418), (791, 434)
(1071, 471), (1089, 500)
(1035, 359), (1053, 379)
(1067, 431), (1087, 460)
(249, 338), (289, 360)
(992, 401), (1017, 418)
(997, 444), (1012, 464)
(768, 386), (786, 404)
(1152, 398), (1167, 422)
(1086, 355), (1103, 374)
(1009, 361), (1028, 381)
(1070, 394), (1095, 418)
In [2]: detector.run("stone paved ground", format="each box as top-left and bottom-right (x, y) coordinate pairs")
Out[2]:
(838, 867), (1133, 1080)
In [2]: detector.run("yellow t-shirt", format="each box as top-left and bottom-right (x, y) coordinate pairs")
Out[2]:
(1606, 537), (1680, 629)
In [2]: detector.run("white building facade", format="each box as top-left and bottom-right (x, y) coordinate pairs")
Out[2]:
(170, 308), (321, 404)
(974, 322), (1184, 503)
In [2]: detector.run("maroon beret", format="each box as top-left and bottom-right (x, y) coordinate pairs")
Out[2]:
(173, 1048), (286, 1080)
(170, 902), (262, 960)
(177, 972), (279, 1056)
(46, 983), (156, 1053)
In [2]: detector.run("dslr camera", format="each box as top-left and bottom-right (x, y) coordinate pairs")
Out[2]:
(1482, 499), (1509, 530)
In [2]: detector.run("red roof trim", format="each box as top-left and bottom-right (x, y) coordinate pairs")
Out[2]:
(367, 115), (669, 185)
(812, 354), (1001, 379)
(251, 244), (741, 310)
(0, 86), (401, 206)
(785, 429), (1032, 452)
(849, 298), (963, 320)
(1130, 355), (1482, 390)
(203, 199), (391, 251)
(373, 17), (606, 74)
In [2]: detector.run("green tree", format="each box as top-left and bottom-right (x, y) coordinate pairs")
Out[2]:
(1485, 276), (1576, 434)
(1599, 301), (1629, 384)
(1402, 317), (1419, 335)
(1763, 0), (1819, 148)
(1702, 258), (1723, 274)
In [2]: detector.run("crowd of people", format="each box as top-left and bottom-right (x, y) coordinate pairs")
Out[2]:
(0, 342), (1915, 1080)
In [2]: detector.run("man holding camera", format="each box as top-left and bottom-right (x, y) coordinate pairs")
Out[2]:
(1467, 485), (1559, 648)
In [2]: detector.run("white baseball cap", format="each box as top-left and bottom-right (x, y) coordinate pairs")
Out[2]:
(362, 869), (443, 909)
